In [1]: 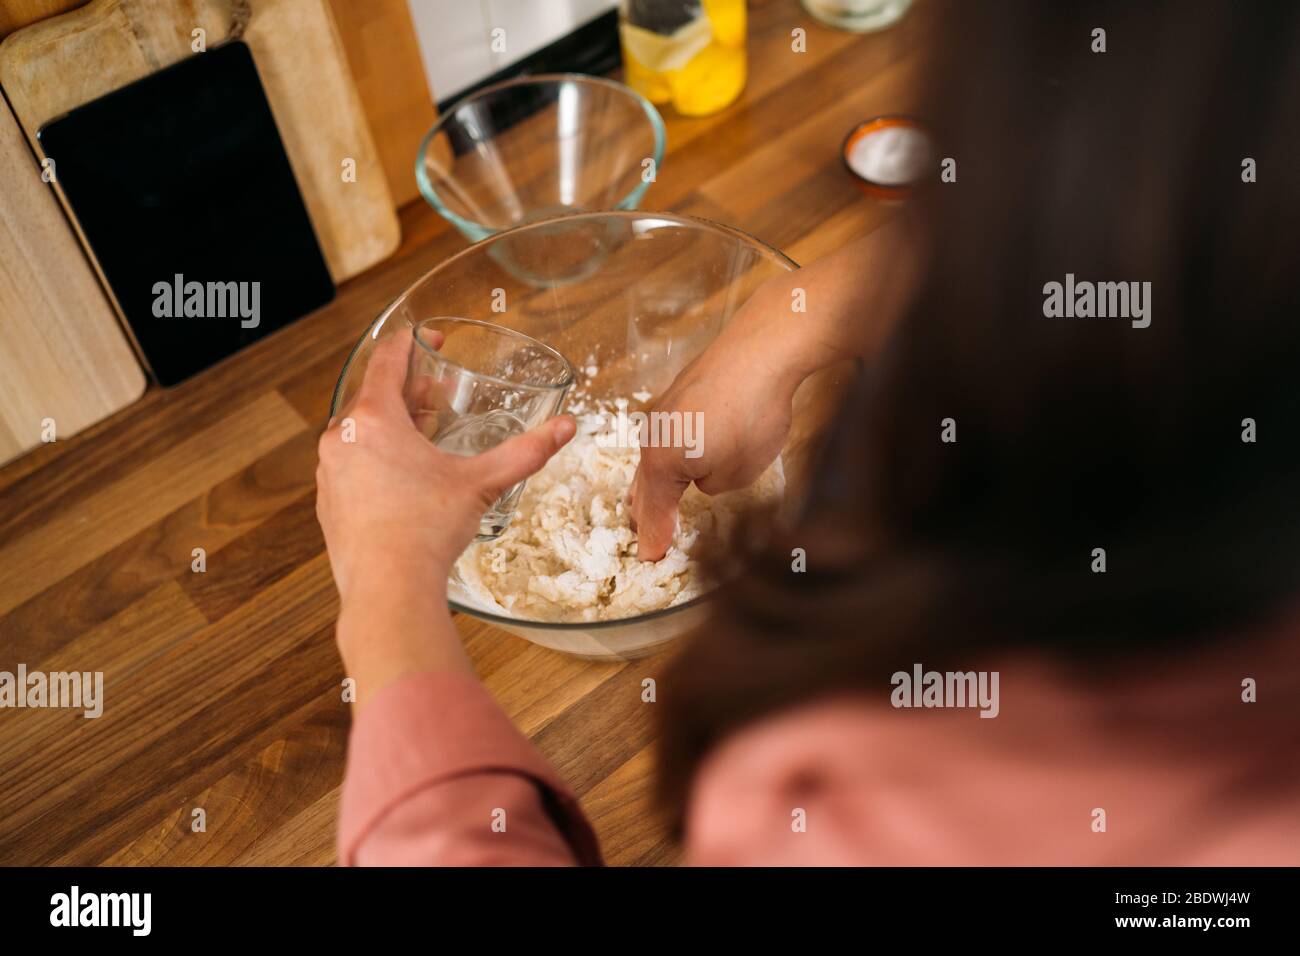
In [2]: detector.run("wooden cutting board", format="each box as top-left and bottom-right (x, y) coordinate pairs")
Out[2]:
(0, 0), (399, 283)
(327, 0), (438, 209)
(0, 1), (88, 40)
(0, 95), (145, 467)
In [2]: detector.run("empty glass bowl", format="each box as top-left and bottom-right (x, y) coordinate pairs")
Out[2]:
(416, 74), (666, 248)
(332, 211), (851, 659)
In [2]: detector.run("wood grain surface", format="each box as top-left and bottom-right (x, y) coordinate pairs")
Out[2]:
(0, 0), (87, 39)
(0, 0), (931, 866)
(326, 0), (438, 209)
(0, 93), (145, 467)
(0, 0), (399, 283)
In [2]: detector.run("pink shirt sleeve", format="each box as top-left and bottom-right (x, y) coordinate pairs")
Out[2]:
(338, 669), (602, 867)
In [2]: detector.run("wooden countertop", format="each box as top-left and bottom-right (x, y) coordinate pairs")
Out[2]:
(0, 0), (929, 865)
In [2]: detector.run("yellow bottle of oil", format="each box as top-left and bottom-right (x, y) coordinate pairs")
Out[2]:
(620, 0), (747, 117)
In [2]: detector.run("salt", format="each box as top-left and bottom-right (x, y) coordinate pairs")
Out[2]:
(846, 124), (932, 186)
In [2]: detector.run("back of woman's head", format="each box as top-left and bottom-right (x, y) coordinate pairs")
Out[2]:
(657, 0), (1300, 819)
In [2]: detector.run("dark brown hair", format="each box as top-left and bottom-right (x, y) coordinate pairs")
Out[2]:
(656, 0), (1300, 829)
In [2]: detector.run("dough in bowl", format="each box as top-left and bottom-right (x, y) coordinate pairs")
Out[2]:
(454, 400), (783, 623)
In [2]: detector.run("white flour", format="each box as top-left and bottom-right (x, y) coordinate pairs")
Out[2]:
(454, 401), (782, 623)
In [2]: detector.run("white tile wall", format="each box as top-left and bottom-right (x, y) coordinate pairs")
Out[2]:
(408, 0), (618, 103)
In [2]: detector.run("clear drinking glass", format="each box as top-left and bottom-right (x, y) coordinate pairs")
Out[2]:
(404, 317), (574, 539)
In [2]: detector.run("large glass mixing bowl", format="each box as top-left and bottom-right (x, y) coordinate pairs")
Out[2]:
(331, 211), (850, 659)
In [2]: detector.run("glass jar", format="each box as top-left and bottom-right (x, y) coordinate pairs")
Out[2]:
(619, 0), (747, 117)
(801, 0), (912, 33)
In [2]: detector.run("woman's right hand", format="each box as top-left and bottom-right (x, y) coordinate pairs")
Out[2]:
(628, 218), (925, 560)
(629, 280), (804, 560)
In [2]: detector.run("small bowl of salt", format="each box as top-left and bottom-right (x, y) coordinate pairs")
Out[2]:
(842, 115), (936, 199)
